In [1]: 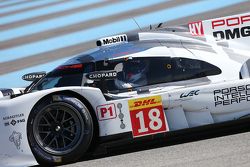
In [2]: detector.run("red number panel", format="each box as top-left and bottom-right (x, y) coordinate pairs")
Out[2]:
(129, 96), (168, 138)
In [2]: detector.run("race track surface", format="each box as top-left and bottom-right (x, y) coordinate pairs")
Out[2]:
(62, 131), (250, 167)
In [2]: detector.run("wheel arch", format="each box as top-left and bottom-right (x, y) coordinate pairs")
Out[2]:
(28, 90), (100, 152)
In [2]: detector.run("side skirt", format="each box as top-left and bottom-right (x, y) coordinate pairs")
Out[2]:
(95, 117), (250, 153)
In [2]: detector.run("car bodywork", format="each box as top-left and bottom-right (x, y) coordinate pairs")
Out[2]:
(1, 12), (250, 166)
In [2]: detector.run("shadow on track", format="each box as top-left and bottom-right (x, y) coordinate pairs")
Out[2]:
(35, 118), (250, 167)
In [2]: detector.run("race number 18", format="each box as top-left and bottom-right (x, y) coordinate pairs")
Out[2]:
(129, 96), (168, 137)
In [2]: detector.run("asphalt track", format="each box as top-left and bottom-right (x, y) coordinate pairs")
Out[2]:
(1, 1), (250, 167)
(62, 131), (250, 167)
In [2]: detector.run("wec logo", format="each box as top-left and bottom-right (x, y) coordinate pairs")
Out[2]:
(180, 90), (200, 98)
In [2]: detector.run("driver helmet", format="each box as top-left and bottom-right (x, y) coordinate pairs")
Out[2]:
(123, 59), (148, 82)
(115, 59), (149, 89)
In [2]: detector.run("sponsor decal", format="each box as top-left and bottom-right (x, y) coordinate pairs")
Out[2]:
(3, 113), (25, 127)
(214, 84), (250, 107)
(4, 119), (25, 127)
(3, 113), (24, 121)
(211, 14), (250, 40)
(96, 34), (128, 46)
(96, 103), (117, 121)
(128, 96), (168, 138)
(22, 72), (46, 81)
(180, 90), (200, 98)
(9, 131), (22, 150)
(117, 103), (126, 129)
(87, 70), (117, 81)
(189, 21), (204, 36)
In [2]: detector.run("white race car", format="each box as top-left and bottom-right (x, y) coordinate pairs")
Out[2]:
(1, 12), (250, 166)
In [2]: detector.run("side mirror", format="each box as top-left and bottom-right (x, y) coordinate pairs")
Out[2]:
(22, 72), (46, 81)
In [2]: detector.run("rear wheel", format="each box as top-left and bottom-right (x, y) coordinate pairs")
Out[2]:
(27, 95), (93, 165)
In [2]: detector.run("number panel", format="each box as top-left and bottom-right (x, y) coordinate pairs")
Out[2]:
(129, 96), (168, 138)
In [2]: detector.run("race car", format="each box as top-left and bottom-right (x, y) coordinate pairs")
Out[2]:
(1, 12), (250, 166)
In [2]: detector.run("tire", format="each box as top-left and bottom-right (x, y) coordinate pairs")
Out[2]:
(27, 94), (94, 165)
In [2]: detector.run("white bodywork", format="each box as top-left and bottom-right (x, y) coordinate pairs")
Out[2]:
(1, 12), (250, 166)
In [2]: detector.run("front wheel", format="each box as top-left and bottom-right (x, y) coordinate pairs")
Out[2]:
(27, 95), (93, 165)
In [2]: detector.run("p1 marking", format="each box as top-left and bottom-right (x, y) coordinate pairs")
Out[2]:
(96, 103), (116, 121)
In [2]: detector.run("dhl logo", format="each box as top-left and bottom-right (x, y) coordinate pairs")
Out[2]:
(129, 96), (162, 110)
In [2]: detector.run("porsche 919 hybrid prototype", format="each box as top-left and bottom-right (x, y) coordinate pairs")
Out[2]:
(1, 12), (250, 166)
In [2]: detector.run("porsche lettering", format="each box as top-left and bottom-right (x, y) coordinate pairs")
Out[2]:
(212, 15), (250, 29)
(214, 85), (250, 107)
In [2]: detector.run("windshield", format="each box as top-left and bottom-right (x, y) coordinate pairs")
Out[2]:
(29, 63), (94, 92)
(28, 56), (221, 93)
(97, 57), (222, 93)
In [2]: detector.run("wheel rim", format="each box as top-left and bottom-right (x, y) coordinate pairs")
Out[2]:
(33, 102), (84, 155)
